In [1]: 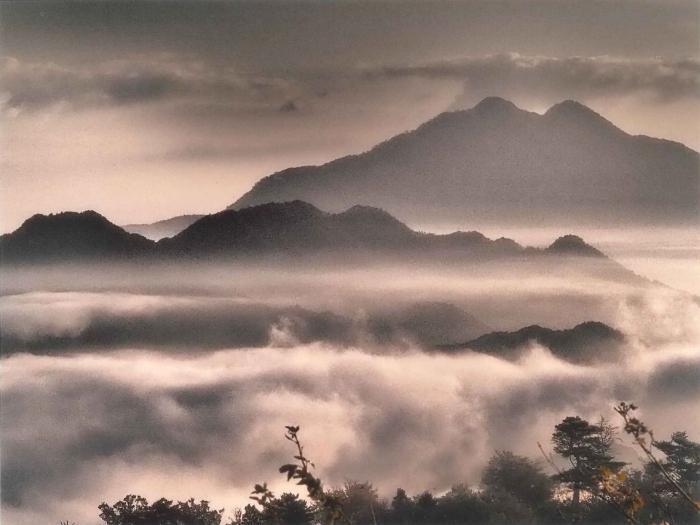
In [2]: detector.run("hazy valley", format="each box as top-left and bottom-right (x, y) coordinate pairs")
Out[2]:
(2, 205), (699, 524)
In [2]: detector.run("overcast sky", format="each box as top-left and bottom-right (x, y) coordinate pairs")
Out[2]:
(1, 0), (699, 230)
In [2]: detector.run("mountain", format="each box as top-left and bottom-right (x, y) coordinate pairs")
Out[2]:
(0, 211), (154, 263)
(546, 234), (605, 257)
(122, 214), (205, 240)
(157, 200), (523, 258)
(1, 299), (491, 354)
(1, 202), (635, 276)
(366, 301), (492, 347)
(228, 98), (699, 226)
(442, 321), (626, 364)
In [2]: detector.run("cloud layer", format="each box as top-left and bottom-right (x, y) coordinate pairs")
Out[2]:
(1, 283), (699, 525)
(3, 53), (699, 117)
(374, 53), (700, 104)
(0, 292), (489, 353)
(0, 55), (302, 115)
(3, 340), (698, 525)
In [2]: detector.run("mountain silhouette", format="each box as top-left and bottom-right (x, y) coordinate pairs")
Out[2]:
(229, 98), (699, 226)
(0, 211), (154, 263)
(442, 321), (626, 364)
(1, 299), (492, 355)
(368, 301), (492, 347)
(123, 214), (205, 240)
(157, 200), (523, 258)
(2, 202), (635, 276)
(546, 235), (605, 257)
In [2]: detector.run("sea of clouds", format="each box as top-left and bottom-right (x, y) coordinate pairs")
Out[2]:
(1, 269), (698, 525)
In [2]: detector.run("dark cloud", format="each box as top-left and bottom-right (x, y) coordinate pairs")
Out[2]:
(4, 53), (698, 118)
(480, 372), (614, 452)
(279, 100), (299, 113)
(372, 54), (700, 103)
(103, 71), (179, 104)
(0, 56), (303, 113)
(647, 356), (700, 401)
(3, 0), (698, 69)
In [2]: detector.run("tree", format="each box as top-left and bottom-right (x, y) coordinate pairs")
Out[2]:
(551, 416), (625, 508)
(435, 485), (490, 525)
(251, 426), (346, 525)
(330, 481), (382, 525)
(389, 488), (414, 524)
(391, 489), (410, 511)
(481, 450), (552, 510)
(98, 494), (223, 525)
(652, 431), (700, 498)
(237, 504), (264, 525)
(260, 493), (313, 525)
(615, 402), (700, 514)
(411, 491), (437, 523)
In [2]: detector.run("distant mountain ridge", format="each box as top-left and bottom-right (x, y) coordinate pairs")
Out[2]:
(123, 214), (205, 240)
(229, 98), (699, 226)
(159, 201), (417, 256)
(0, 201), (627, 268)
(442, 321), (626, 364)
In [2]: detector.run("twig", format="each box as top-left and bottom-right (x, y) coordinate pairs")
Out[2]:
(615, 403), (700, 513)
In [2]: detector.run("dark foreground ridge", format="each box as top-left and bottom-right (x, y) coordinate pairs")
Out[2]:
(2, 201), (616, 266)
(442, 321), (626, 364)
(0, 210), (154, 262)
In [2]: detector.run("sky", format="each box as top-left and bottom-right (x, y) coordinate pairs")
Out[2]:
(1, 0), (699, 231)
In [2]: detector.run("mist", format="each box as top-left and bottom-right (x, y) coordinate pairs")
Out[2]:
(2, 301), (698, 525)
(2, 253), (699, 524)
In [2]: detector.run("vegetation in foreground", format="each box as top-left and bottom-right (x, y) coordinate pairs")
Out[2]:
(66, 404), (699, 525)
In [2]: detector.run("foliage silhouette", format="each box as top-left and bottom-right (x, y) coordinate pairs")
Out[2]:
(615, 402), (700, 518)
(551, 416), (625, 509)
(250, 426), (347, 525)
(98, 494), (223, 525)
(70, 404), (699, 525)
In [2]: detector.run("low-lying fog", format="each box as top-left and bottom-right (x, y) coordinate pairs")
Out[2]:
(416, 226), (700, 294)
(1, 230), (699, 525)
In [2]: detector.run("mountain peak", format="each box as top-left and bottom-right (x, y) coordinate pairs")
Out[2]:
(242, 199), (324, 216)
(338, 204), (403, 223)
(544, 99), (615, 127)
(473, 96), (520, 114)
(224, 200), (328, 225)
(547, 235), (605, 257)
(227, 93), (698, 225)
(17, 210), (113, 234)
(342, 204), (391, 215)
(334, 204), (414, 235)
(2, 210), (154, 262)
